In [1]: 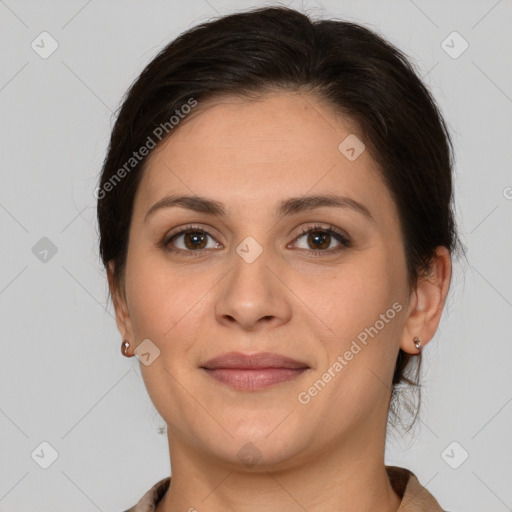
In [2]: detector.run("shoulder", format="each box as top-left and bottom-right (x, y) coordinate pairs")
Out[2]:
(386, 465), (450, 512)
(122, 476), (171, 512)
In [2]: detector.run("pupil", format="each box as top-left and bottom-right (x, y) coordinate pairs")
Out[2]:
(186, 232), (206, 250)
(309, 231), (329, 250)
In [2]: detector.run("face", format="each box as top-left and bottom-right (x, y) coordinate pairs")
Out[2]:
(113, 91), (414, 470)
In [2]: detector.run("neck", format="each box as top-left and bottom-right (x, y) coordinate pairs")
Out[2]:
(156, 427), (402, 512)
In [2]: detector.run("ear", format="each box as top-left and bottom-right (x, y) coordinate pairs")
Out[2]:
(108, 261), (135, 355)
(399, 246), (452, 354)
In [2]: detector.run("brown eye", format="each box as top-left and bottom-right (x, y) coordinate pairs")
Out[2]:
(306, 230), (331, 250)
(163, 224), (350, 257)
(165, 227), (220, 255)
(182, 231), (208, 250)
(293, 225), (351, 254)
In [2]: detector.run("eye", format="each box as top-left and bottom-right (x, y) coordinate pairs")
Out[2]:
(163, 225), (221, 256)
(291, 224), (351, 255)
(162, 223), (351, 257)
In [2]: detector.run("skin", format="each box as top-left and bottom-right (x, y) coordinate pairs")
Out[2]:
(109, 91), (452, 512)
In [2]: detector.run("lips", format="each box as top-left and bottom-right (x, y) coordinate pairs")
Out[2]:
(200, 352), (310, 391)
(201, 351), (309, 370)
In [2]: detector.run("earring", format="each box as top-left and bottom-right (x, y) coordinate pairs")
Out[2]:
(121, 340), (132, 357)
(413, 336), (422, 353)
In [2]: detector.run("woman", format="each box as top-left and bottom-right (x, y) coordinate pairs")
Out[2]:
(97, 6), (458, 511)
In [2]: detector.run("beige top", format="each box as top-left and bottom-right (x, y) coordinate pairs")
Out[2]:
(123, 465), (449, 511)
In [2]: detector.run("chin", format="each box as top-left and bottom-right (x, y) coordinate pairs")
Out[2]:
(207, 422), (312, 471)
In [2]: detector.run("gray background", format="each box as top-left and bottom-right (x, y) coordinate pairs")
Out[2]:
(1, 0), (511, 510)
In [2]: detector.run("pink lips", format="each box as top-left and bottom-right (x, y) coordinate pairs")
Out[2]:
(201, 352), (310, 391)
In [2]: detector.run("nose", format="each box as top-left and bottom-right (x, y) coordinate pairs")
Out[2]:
(214, 243), (292, 332)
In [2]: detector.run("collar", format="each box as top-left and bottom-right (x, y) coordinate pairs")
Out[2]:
(124, 465), (445, 512)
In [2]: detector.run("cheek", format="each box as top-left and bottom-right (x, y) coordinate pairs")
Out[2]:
(325, 251), (400, 316)
(304, 270), (405, 419)
(313, 245), (407, 368)
(124, 249), (222, 355)
(124, 250), (187, 342)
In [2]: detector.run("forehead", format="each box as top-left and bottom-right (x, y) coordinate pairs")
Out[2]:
(134, 91), (395, 221)
(151, 92), (361, 168)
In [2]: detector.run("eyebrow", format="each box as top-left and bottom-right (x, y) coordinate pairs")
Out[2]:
(144, 193), (374, 222)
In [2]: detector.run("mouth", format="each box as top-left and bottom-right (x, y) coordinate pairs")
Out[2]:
(200, 352), (310, 391)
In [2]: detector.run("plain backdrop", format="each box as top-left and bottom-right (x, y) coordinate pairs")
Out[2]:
(1, 1), (511, 511)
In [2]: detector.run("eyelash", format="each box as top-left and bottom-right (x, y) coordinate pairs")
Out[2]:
(162, 224), (351, 258)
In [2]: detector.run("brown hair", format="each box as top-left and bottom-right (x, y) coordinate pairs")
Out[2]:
(97, 6), (459, 431)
